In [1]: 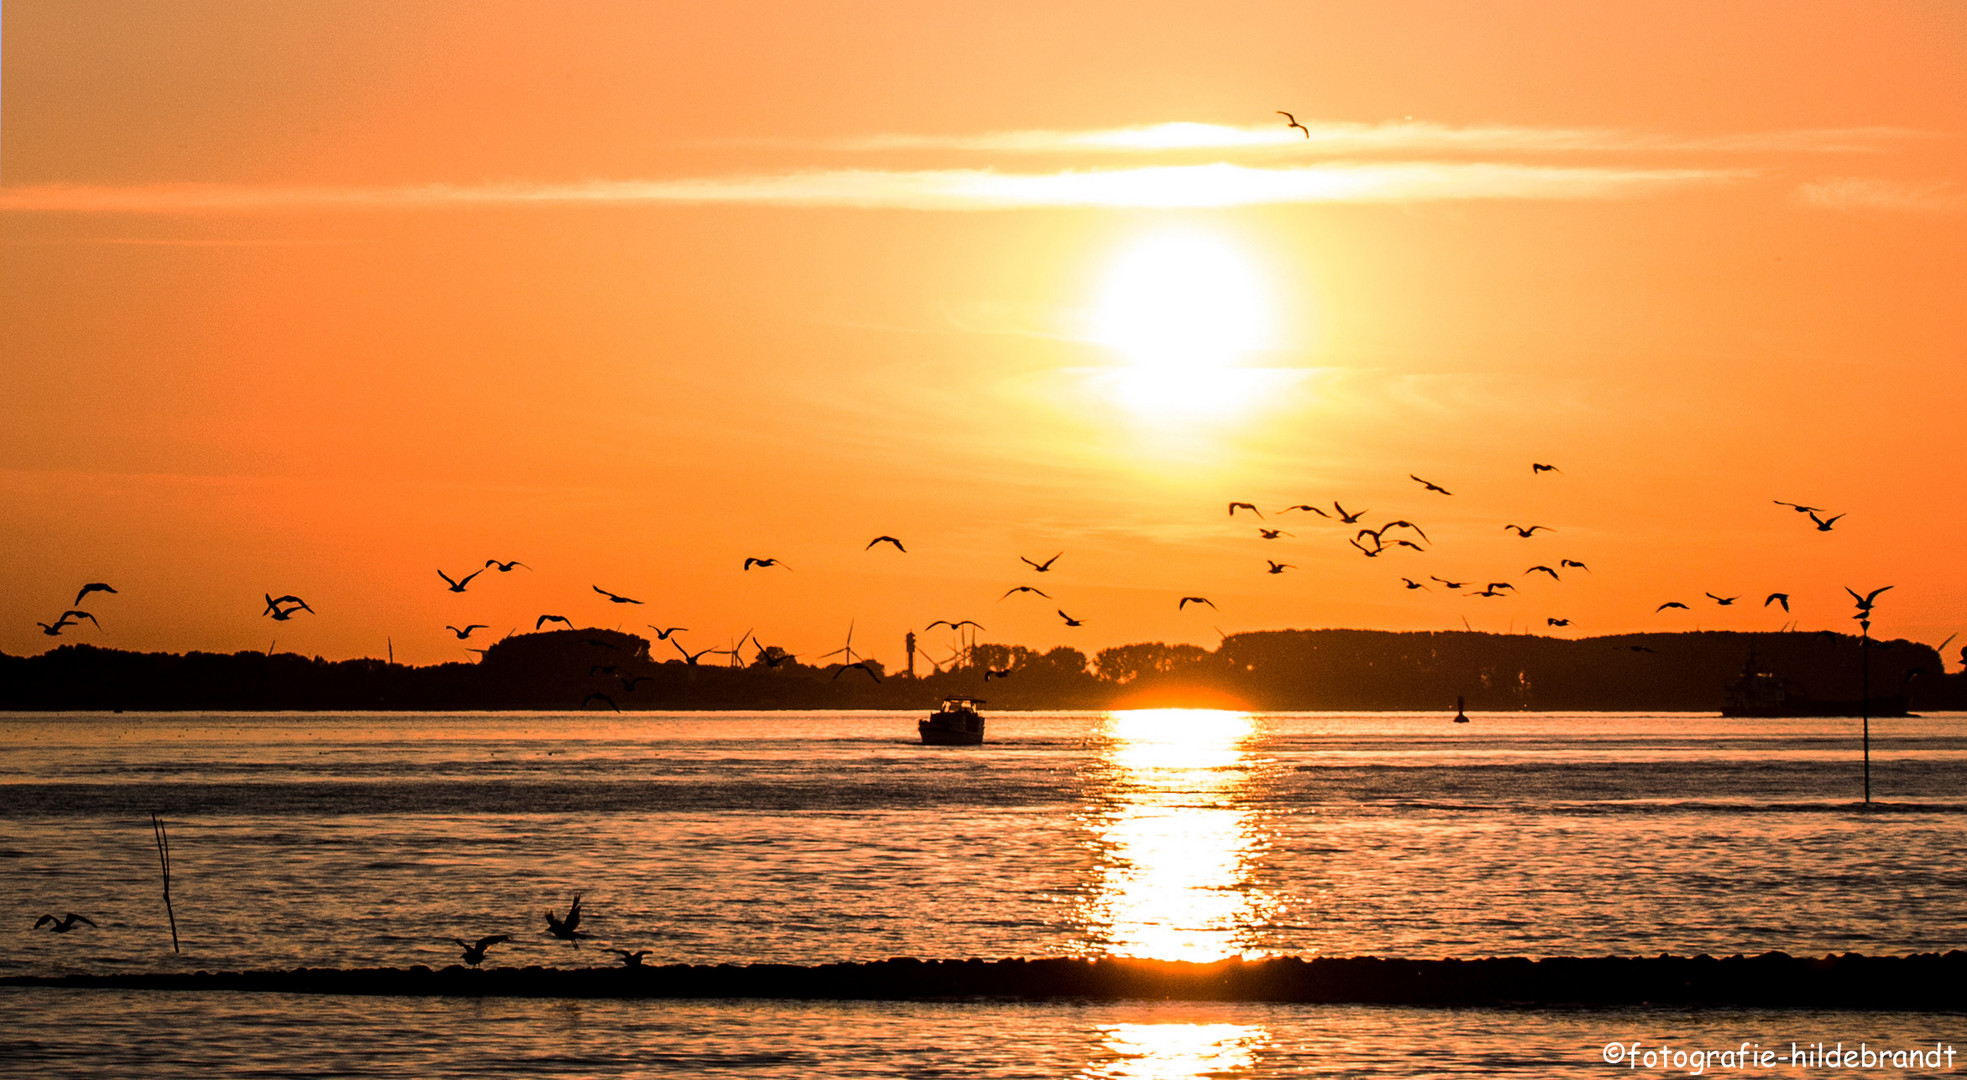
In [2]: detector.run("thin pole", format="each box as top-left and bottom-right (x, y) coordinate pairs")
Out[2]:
(1861, 618), (1871, 804)
(152, 813), (180, 953)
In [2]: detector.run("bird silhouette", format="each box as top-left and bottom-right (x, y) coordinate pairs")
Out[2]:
(1485, 582), (1517, 593)
(1057, 610), (1084, 627)
(1809, 512), (1844, 532)
(1657, 601), (1690, 612)
(1400, 578), (1429, 590)
(1265, 560), (1294, 574)
(1706, 593), (1739, 606)
(1019, 553), (1062, 572)
(73, 583), (117, 606)
(743, 557), (790, 571)
(671, 640), (716, 665)
(1773, 500), (1820, 514)
(1383, 520), (1430, 543)
(267, 603), (311, 622)
(438, 568), (484, 593)
(1531, 463), (1561, 474)
(1410, 475), (1453, 495)
(33, 913), (96, 933)
(927, 619), (986, 631)
(1333, 502), (1368, 523)
(455, 934), (509, 967)
(1846, 585), (1893, 612)
(1000, 585), (1052, 600)
(646, 625), (688, 640)
(36, 618), (75, 636)
(1279, 504), (1330, 517)
(264, 594), (313, 617)
(866, 536), (906, 552)
(1765, 593), (1791, 612)
(447, 624), (489, 639)
(59, 610), (100, 628)
(1547, 618), (1571, 627)
(1257, 528), (1292, 539)
(831, 661), (882, 682)
(581, 692), (619, 712)
(1178, 597), (1216, 610)
(1277, 110), (1310, 138)
(1560, 559), (1590, 572)
(536, 614), (574, 631)
(1626, 644), (1657, 653)
(1526, 566), (1560, 580)
(1504, 524), (1552, 537)
(1472, 587), (1510, 598)
(615, 949), (652, 967)
(1389, 539), (1425, 552)
(1430, 576), (1468, 590)
(617, 675), (651, 691)
(593, 586), (643, 605)
(484, 559), (530, 572)
(1228, 501), (1264, 518)
(1348, 538), (1383, 558)
(544, 896), (587, 944)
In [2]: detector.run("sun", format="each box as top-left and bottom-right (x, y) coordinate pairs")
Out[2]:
(1088, 229), (1274, 418)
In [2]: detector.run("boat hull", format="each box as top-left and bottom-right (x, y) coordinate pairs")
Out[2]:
(918, 718), (984, 745)
(1722, 695), (1910, 719)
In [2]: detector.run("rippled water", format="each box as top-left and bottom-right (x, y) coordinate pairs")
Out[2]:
(3, 709), (1964, 1075)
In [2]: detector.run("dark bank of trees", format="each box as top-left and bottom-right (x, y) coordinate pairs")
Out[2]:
(0, 627), (1958, 712)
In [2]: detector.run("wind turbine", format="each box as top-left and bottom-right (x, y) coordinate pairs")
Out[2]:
(819, 620), (861, 668)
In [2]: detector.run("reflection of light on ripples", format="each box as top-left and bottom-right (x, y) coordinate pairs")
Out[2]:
(1084, 709), (1274, 961)
(1081, 1022), (1271, 1079)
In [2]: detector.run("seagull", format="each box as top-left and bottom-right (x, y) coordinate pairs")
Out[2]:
(671, 640), (716, 665)
(1765, 593), (1791, 612)
(1020, 553), (1062, 572)
(1383, 520), (1430, 543)
(438, 568), (484, 593)
(1560, 559), (1590, 572)
(831, 661), (882, 682)
(1846, 585), (1893, 612)
(1400, 578), (1429, 590)
(1809, 511), (1844, 532)
(36, 619), (74, 636)
(617, 675), (651, 691)
(646, 625), (688, 640)
(1410, 475), (1453, 495)
(1000, 585), (1052, 600)
(593, 586), (643, 605)
(743, 557), (790, 571)
(484, 559), (530, 572)
(447, 625), (489, 639)
(1547, 618), (1571, 627)
(1279, 504), (1330, 517)
(581, 693), (619, 712)
(1504, 524), (1552, 537)
(1056, 610), (1084, 626)
(73, 583), (117, 606)
(866, 536), (906, 552)
(1348, 538), (1383, 558)
(1265, 560), (1294, 574)
(1472, 586), (1510, 598)
(1277, 110), (1310, 138)
(544, 896), (587, 944)
(33, 913), (96, 933)
(1228, 501), (1264, 518)
(1706, 593), (1739, 606)
(1531, 463), (1561, 474)
(455, 934), (509, 967)
(615, 949), (652, 968)
(1332, 503), (1368, 523)
(1773, 500), (1821, 514)
(267, 603), (311, 622)
(56, 611), (100, 629)
(927, 619), (986, 631)
(536, 614), (574, 631)
(264, 594), (313, 616)
(1657, 601), (1690, 612)
(1388, 539), (1426, 552)
(1257, 528), (1292, 539)
(1430, 576), (1468, 590)
(1178, 597), (1216, 610)
(1525, 566), (1560, 580)
(1485, 582), (1517, 593)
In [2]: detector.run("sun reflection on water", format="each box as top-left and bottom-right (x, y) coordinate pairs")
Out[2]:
(1081, 1022), (1272, 1079)
(1081, 709), (1276, 962)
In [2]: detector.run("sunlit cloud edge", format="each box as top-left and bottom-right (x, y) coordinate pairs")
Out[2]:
(0, 162), (1746, 214)
(1794, 176), (1963, 212)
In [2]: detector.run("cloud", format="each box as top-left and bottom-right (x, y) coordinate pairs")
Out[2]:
(0, 162), (1742, 215)
(1794, 176), (1963, 212)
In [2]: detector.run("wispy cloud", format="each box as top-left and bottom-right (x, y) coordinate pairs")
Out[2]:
(0, 162), (1742, 215)
(1795, 176), (1963, 212)
(813, 121), (1925, 155)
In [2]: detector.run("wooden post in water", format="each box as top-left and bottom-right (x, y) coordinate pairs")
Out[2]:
(1861, 616), (1871, 805)
(152, 813), (180, 953)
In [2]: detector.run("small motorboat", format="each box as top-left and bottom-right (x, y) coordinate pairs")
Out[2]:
(920, 697), (986, 745)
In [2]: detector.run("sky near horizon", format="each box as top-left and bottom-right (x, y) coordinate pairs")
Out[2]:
(4, 1), (1965, 669)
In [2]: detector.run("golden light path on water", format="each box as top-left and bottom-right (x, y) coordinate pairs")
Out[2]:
(1082, 1021), (1273, 1080)
(1083, 709), (1278, 964)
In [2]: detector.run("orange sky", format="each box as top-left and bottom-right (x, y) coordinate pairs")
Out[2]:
(4, 1), (1965, 668)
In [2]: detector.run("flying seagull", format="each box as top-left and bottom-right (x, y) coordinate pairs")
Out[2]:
(1020, 553), (1062, 572)
(1279, 504), (1330, 517)
(1277, 110), (1310, 138)
(1765, 593), (1791, 612)
(1504, 524), (1552, 538)
(1400, 578), (1428, 590)
(927, 619), (986, 631)
(1547, 618), (1571, 626)
(1056, 610), (1084, 627)
(831, 661), (882, 682)
(1000, 585), (1052, 600)
(1560, 559), (1590, 572)
(1809, 512), (1844, 532)
(593, 586), (643, 604)
(446, 625), (489, 639)
(1526, 566), (1560, 580)
(646, 625), (688, 640)
(438, 568), (484, 593)
(1228, 501), (1264, 518)
(1333, 503), (1368, 523)
(1773, 500), (1820, 514)
(1410, 475), (1453, 495)
(1846, 585), (1894, 612)
(484, 559), (530, 572)
(1531, 463), (1561, 474)
(1348, 538), (1384, 558)
(1706, 593), (1739, 606)
(455, 934), (510, 968)
(1383, 520), (1430, 543)
(615, 950), (652, 968)
(1430, 576), (1468, 590)
(37, 618), (76, 636)
(73, 583), (117, 606)
(1178, 596), (1217, 610)
(1485, 582), (1517, 593)
(33, 913), (96, 933)
(267, 603), (311, 622)
(1265, 560), (1294, 575)
(866, 536), (906, 552)
(672, 640), (716, 665)
(1657, 601), (1690, 612)
(264, 594), (313, 616)
(743, 557), (790, 571)
(544, 896), (587, 944)
(536, 614), (574, 631)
